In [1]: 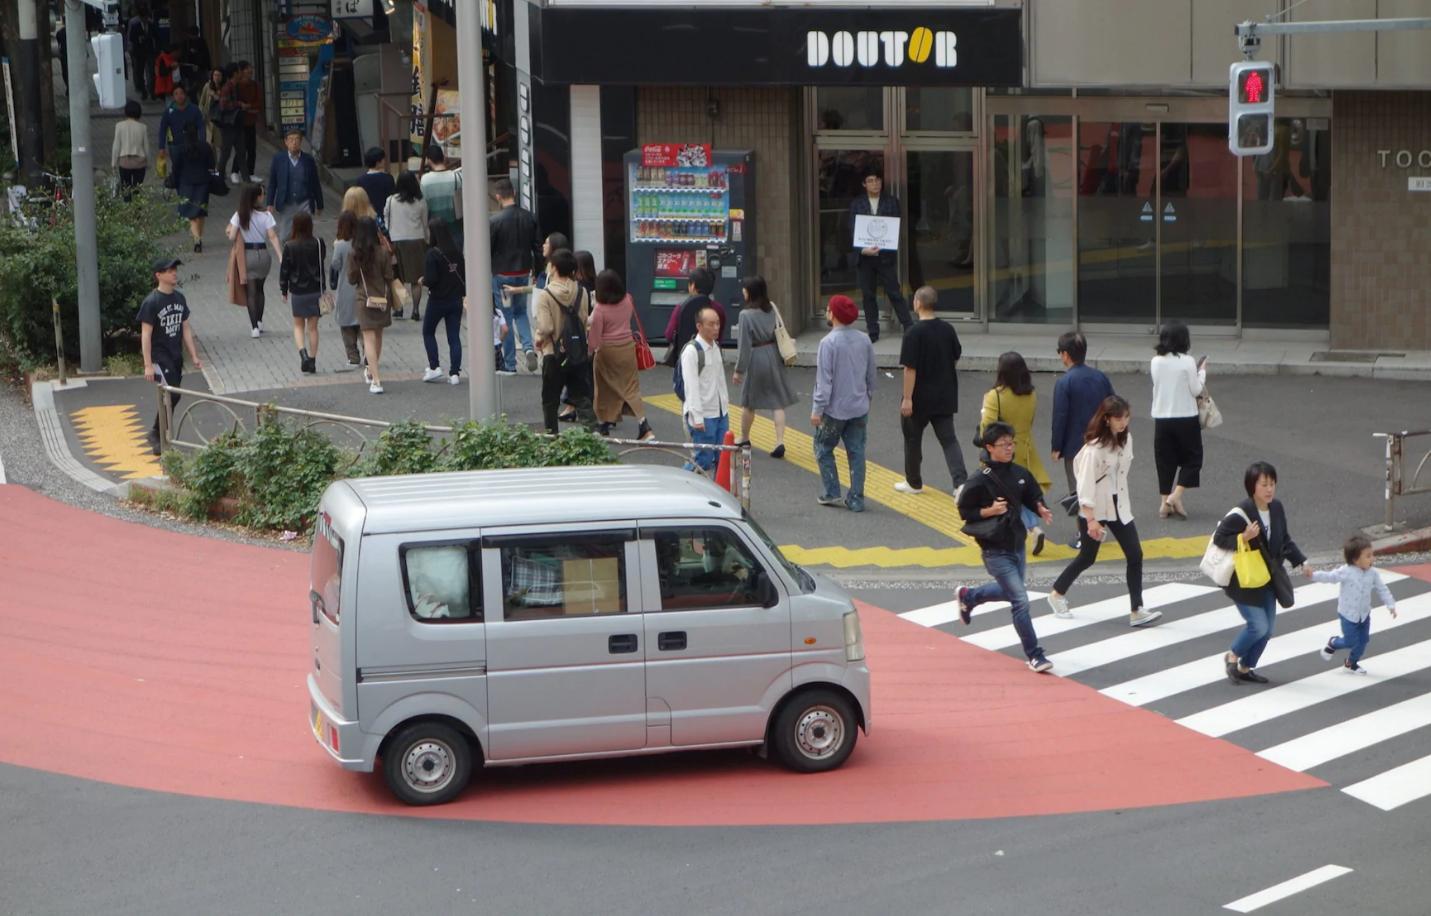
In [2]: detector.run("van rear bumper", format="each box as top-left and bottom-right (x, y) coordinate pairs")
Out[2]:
(307, 675), (372, 771)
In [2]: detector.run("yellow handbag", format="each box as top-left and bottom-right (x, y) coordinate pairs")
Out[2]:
(1234, 536), (1271, 588)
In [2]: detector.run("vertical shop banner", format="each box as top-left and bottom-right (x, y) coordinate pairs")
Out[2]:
(431, 89), (461, 159)
(277, 15), (333, 137)
(308, 43), (335, 155)
(410, 2), (428, 149)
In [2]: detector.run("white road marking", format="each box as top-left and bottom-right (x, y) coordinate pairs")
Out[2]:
(1223, 864), (1353, 912)
(1101, 578), (1420, 707)
(1178, 637), (1431, 737)
(963, 582), (1216, 651)
(1050, 581), (1343, 677)
(1258, 692), (1431, 772)
(1342, 753), (1431, 811)
(898, 591), (1047, 628)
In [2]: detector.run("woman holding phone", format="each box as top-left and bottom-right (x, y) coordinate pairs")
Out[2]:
(1150, 321), (1206, 519)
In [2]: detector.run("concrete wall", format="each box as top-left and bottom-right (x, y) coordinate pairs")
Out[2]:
(636, 87), (806, 333)
(1329, 91), (1431, 349)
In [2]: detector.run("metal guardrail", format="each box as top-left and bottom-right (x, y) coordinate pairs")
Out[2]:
(1374, 430), (1431, 530)
(155, 383), (753, 510)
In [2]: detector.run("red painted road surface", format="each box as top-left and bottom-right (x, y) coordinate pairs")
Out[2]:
(0, 484), (1331, 825)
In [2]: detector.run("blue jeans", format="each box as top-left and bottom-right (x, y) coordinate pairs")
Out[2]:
(813, 414), (868, 510)
(1330, 615), (1372, 666)
(685, 413), (728, 475)
(493, 274), (532, 371)
(422, 296), (463, 374)
(966, 549), (1043, 661)
(1231, 590), (1277, 668)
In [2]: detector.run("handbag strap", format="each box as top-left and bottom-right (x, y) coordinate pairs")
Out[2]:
(628, 299), (648, 340)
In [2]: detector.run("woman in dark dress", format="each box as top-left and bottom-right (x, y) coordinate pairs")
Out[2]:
(279, 210), (326, 375)
(172, 123), (214, 252)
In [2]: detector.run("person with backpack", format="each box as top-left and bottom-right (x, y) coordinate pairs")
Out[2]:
(680, 306), (730, 475)
(532, 248), (594, 433)
(663, 267), (726, 394)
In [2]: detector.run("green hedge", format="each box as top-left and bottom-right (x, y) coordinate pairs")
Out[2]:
(161, 417), (616, 534)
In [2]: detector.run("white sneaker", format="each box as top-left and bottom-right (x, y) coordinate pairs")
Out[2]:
(229, 172), (240, 185)
(495, 369), (517, 377)
(250, 327), (260, 338)
(368, 382), (384, 394)
(448, 373), (461, 386)
(421, 367), (445, 382)
(1047, 593), (1073, 619)
(953, 484), (965, 503)
(249, 174), (263, 182)
(1129, 607), (1163, 627)
(362, 367), (372, 384)
(893, 480), (924, 495)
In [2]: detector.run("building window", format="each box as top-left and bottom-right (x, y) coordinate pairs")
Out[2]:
(814, 87), (885, 132)
(905, 87), (975, 133)
(989, 114), (1074, 324)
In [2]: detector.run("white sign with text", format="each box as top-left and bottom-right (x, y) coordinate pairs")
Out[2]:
(853, 215), (900, 251)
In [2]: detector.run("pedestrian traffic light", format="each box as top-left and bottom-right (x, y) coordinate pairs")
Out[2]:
(1228, 61), (1275, 156)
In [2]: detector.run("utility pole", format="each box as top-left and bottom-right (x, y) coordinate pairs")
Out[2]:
(456, 0), (496, 421)
(64, 0), (102, 372)
(12, 0), (44, 183)
(1236, 16), (1431, 58)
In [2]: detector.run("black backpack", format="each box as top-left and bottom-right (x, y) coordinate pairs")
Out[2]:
(555, 286), (589, 366)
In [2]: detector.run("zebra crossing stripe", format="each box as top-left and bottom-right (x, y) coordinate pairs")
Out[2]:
(1178, 635), (1431, 738)
(1101, 576), (1418, 707)
(1342, 753), (1431, 811)
(963, 581), (1216, 651)
(898, 591), (1048, 628)
(1051, 580), (1344, 677)
(1258, 692), (1431, 772)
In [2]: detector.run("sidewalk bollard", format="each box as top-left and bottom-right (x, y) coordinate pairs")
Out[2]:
(52, 298), (67, 386)
(715, 430), (735, 492)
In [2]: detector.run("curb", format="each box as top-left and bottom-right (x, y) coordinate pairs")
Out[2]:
(30, 379), (132, 497)
(1371, 526), (1431, 556)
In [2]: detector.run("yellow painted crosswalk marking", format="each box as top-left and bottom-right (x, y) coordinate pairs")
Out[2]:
(71, 405), (162, 480)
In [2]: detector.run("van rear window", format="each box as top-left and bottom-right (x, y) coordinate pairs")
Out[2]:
(310, 513), (343, 625)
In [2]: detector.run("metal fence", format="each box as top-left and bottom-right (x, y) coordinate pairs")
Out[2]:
(156, 383), (753, 510)
(1373, 429), (1431, 530)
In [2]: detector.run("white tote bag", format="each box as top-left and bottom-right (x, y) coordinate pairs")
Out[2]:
(1199, 507), (1250, 586)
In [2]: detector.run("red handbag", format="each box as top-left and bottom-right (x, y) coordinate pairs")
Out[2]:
(631, 306), (656, 371)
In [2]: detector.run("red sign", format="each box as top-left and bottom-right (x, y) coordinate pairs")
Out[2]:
(642, 143), (713, 168)
(654, 249), (697, 278)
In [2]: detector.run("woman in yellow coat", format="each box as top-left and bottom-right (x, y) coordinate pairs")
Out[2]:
(979, 351), (1054, 553)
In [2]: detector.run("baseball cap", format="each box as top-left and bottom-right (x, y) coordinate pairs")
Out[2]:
(152, 257), (182, 272)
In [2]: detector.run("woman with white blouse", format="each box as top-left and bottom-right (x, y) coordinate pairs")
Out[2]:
(1149, 321), (1206, 519)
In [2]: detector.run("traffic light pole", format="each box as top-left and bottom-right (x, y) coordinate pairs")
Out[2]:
(456, 0), (497, 421)
(1237, 17), (1431, 58)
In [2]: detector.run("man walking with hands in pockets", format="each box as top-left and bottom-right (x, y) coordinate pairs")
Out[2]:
(894, 285), (968, 499)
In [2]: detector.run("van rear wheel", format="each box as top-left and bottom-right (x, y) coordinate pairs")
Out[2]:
(382, 722), (472, 806)
(770, 689), (857, 773)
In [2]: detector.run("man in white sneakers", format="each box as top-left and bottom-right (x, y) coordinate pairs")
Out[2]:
(680, 306), (729, 475)
(894, 285), (967, 499)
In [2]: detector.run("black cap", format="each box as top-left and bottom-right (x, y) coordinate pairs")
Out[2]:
(152, 257), (182, 272)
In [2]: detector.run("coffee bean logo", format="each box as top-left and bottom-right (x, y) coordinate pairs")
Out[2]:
(909, 27), (933, 64)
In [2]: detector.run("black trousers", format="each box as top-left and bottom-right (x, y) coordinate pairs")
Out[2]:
(901, 412), (967, 491)
(541, 355), (593, 434)
(1052, 512), (1144, 611)
(118, 167), (145, 200)
(241, 124), (258, 176)
(1153, 415), (1203, 493)
(151, 363), (183, 438)
(218, 124), (246, 176)
(856, 255), (911, 338)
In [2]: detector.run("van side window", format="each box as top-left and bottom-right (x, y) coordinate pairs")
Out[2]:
(650, 527), (764, 611)
(401, 544), (479, 622)
(500, 533), (627, 620)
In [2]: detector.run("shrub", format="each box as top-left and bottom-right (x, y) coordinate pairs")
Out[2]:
(361, 419), (440, 477)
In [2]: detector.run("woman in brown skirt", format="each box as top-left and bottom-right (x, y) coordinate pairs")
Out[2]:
(587, 269), (655, 440)
(348, 217), (395, 394)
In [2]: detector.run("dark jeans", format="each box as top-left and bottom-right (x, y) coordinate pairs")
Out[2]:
(541, 355), (593, 433)
(241, 124), (257, 176)
(151, 363), (182, 438)
(218, 124), (246, 176)
(814, 413), (868, 510)
(1330, 615), (1372, 666)
(422, 296), (463, 374)
(966, 549), (1043, 661)
(901, 412), (967, 491)
(1052, 512), (1145, 611)
(856, 254), (910, 338)
(118, 167), (146, 199)
(1230, 589), (1277, 668)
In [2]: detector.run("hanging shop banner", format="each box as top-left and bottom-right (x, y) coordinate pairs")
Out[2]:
(330, 0), (371, 20)
(529, 6), (1021, 86)
(430, 89), (462, 159)
(641, 144), (713, 168)
(409, 2), (428, 147)
(286, 15), (332, 45)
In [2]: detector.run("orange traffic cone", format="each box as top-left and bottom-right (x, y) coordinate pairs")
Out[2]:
(715, 429), (735, 492)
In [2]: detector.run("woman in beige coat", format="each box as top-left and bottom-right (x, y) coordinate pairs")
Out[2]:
(1045, 395), (1161, 628)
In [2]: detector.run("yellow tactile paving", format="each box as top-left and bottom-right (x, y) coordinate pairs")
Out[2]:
(645, 393), (1209, 567)
(70, 405), (163, 480)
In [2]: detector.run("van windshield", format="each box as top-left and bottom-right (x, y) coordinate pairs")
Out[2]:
(310, 514), (343, 624)
(742, 511), (814, 594)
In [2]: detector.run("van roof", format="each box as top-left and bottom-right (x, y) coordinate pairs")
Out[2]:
(342, 465), (744, 534)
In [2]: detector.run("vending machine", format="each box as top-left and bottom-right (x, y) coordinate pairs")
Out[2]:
(623, 145), (755, 344)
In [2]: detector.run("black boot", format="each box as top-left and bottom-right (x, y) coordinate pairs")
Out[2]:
(597, 422), (614, 437)
(637, 419), (655, 441)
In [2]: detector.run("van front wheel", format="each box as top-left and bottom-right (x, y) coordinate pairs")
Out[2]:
(770, 689), (857, 773)
(382, 722), (472, 806)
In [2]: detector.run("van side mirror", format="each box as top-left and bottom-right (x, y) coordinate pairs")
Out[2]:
(755, 571), (779, 608)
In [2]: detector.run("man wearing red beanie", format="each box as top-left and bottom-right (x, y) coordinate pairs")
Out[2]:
(811, 294), (876, 511)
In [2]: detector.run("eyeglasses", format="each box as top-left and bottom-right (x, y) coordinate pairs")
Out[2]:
(989, 440), (1016, 450)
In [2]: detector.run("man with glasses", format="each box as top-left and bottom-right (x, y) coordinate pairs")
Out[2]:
(139, 258), (202, 455)
(956, 422), (1056, 673)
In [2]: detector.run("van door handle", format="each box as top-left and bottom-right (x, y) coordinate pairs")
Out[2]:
(608, 634), (638, 654)
(658, 631), (687, 651)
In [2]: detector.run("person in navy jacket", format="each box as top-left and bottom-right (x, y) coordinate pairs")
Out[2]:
(1050, 331), (1114, 493)
(267, 128), (325, 243)
(847, 167), (911, 342)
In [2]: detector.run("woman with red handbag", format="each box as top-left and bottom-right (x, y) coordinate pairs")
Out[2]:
(586, 269), (656, 440)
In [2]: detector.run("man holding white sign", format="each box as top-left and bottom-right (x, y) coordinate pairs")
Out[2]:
(848, 167), (910, 342)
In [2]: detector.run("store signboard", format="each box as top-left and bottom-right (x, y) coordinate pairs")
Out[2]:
(1410, 177), (1431, 192)
(642, 144), (712, 168)
(286, 15), (331, 45)
(330, 0), (371, 21)
(533, 7), (1020, 86)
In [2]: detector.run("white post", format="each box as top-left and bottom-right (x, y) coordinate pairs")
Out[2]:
(456, 2), (496, 421)
(65, 0), (103, 373)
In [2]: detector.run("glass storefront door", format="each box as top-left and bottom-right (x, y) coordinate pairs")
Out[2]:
(1077, 121), (1157, 326)
(1159, 123), (1238, 327)
(905, 148), (976, 314)
(816, 148), (886, 307)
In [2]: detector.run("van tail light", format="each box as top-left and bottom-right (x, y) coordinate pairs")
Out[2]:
(843, 611), (865, 662)
(329, 727), (340, 753)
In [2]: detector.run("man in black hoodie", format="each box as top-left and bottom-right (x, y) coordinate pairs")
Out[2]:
(955, 421), (1056, 673)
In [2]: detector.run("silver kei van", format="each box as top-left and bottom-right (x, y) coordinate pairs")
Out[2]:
(307, 465), (871, 805)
